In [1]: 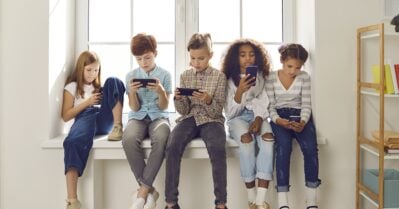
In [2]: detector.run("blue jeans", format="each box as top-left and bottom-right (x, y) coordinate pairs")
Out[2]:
(63, 77), (125, 176)
(227, 109), (274, 182)
(165, 117), (227, 205)
(270, 108), (321, 192)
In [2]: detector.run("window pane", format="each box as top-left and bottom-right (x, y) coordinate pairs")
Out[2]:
(243, 0), (282, 42)
(211, 44), (229, 69)
(265, 44), (282, 71)
(155, 44), (176, 92)
(133, 0), (175, 42)
(89, 0), (131, 42)
(199, 0), (240, 42)
(89, 44), (131, 112)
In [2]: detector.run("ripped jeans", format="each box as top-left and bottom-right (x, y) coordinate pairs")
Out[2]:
(270, 108), (321, 192)
(227, 109), (274, 182)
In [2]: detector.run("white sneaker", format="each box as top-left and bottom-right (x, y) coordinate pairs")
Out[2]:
(143, 190), (159, 209)
(129, 197), (145, 209)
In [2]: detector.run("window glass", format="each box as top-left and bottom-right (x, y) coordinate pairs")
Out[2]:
(89, 0), (131, 42)
(243, 0), (283, 42)
(199, 0), (240, 42)
(133, 0), (175, 42)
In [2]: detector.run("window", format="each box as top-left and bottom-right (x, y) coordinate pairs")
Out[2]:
(76, 0), (293, 113)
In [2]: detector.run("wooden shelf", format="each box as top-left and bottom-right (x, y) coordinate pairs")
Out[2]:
(360, 144), (399, 160)
(360, 90), (399, 98)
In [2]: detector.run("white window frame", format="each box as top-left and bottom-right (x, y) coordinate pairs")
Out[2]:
(75, 0), (294, 87)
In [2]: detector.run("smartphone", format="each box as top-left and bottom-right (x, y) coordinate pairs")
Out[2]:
(289, 115), (301, 122)
(245, 65), (258, 86)
(177, 87), (200, 96)
(132, 78), (157, 88)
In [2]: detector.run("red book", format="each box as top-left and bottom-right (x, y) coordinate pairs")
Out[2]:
(395, 64), (399, 89)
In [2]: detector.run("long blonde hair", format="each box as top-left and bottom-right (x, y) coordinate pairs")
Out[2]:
(66, 51), (102, 98)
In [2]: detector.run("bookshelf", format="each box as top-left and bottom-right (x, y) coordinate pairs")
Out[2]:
(356, 23), (399, 209)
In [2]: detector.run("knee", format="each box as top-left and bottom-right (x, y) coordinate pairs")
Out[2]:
(240, 133), (253, 143)
(122, 134), (141, 149)
(261, 132), (274, 141)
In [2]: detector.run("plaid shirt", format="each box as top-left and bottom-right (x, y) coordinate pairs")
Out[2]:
(175, 66), (226, 126)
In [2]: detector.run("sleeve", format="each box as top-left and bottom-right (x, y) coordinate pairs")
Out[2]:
(174, 73), (190, 115)
(265, 73), (280, 123)
(251, 87), (270, 120)
(203, 72), (226, 118)
(224, 79), (245, 120)
(163, 71), (173, 94)
(64, 82), (76, 97)
(125, 72), (133, 94)
(300, 72), (312, 123)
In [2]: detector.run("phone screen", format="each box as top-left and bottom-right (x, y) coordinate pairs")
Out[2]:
(245, 65), (258, 86)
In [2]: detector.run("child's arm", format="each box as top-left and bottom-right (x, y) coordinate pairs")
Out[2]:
(61, 90), (99, 122)
(300, 72), (312, 123)
(174, 74), (190, 115)
(224, 79), (245, 120)
(265, 74), (279, 123)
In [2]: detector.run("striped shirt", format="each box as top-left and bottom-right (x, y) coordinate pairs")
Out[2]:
(265, 70), (312, 123)
(174, 66), (226, 126)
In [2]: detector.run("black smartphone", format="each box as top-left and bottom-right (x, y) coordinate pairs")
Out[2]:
(289, 115), (301, 122)
(132, 78), (157, 87)
(177, 87), (200, 96)
(245, 65), (258, 86)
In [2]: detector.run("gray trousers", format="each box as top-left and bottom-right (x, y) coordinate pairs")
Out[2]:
(165, 117), (227, 205)
(122, 117), (170, 188)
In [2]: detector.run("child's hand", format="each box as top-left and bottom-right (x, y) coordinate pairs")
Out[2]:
(88, 93), (102, 106)
(249, 116), (262, 134)
(192, 90), (212, 104)
(174, 88), (183, 100)
(129, 79), (142, 93)
(290, 120), (305, 133)
(146, 78), (165, 94)
(276, 117), (291, 129)
(238, 74), (255, 93)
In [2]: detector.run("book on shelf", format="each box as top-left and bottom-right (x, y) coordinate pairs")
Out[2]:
(371, 64), (395, 94)
(388, 62), (399, 94)
(385, 148), (399, 154)
(372, 130), (399, 144)
(395, 64), (399, 88)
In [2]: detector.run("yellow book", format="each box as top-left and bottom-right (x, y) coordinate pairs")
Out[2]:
(371, 64), (395, 94)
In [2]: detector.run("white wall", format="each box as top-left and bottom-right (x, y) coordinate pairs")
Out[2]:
(0, 0), (391, 208)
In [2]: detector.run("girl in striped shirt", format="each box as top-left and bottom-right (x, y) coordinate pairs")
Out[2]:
(265, 44), (321, 209)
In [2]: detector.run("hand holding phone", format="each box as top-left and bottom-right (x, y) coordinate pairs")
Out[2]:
(245, 65), (258, 86)
(177, 87), (200, 96)
(132, 78), (157, 88)
(289, 115), (301, 122)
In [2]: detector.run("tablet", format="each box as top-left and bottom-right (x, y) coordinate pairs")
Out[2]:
(177, 87), (200, 96)
(132, 78), (157, 87)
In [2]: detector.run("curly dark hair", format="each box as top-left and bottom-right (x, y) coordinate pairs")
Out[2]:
(221, 38), (271, 87)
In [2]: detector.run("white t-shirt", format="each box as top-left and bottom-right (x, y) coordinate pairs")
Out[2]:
(64, 82), (95, 107)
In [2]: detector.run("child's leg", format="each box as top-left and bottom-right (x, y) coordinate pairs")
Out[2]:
(254, 120), (274, 207)
(270, 120), (293, 208)
(96, 77), (125, 134)
(66, 168), (79, 199)
(121, 119), (148, 186)
(294, 117), (321, 207)
(200, 122), (227, 208)
(227, 113), (257, 204)
(63, 108), (97, 204)
(165, 117), (198, 206)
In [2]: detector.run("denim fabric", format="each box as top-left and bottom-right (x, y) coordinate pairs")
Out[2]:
(165, 117), (227, 205)
(63, 77), (125, 176)
(270, 108), (321, 192)
(227, 109), (274, 182)
(122, 117), (170, 188)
